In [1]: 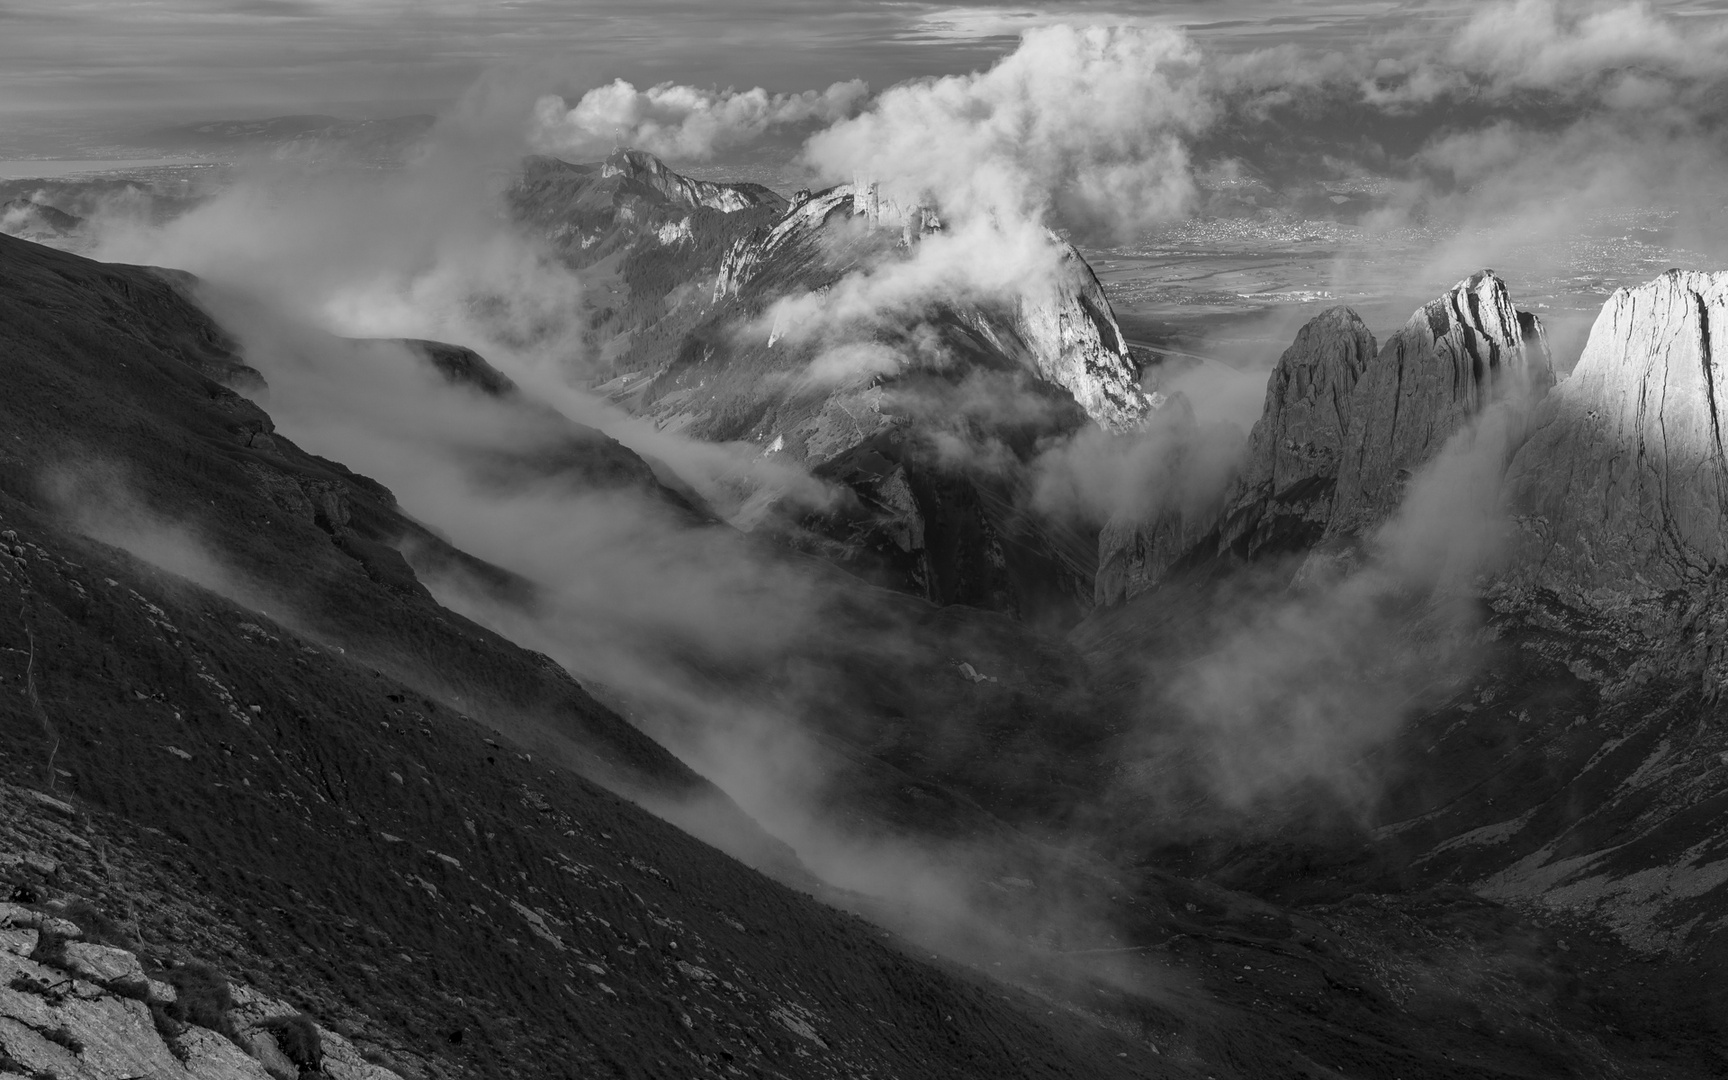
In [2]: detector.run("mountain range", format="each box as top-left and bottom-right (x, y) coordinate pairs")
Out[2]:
(1, 148), (1726, 1078)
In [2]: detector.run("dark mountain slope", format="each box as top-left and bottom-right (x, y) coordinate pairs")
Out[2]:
(0, 231), (1177, 1079)
(0, 232), (712, 805)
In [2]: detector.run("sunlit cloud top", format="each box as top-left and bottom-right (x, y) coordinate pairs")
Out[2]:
(5, 0), (1728, 129)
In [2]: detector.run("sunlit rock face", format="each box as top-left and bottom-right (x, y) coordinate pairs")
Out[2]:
(712, 183), (1146, 434)
(1506, 270), (1728, 605)
(599, 149), (786, 214)
(1009, 241), (1149, 434)
(1328, 270), (1554, 537)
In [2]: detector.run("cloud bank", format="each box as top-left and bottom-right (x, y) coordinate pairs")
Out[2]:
(531, 78), (869, 162)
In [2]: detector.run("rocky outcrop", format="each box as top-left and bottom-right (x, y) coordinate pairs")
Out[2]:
(1215, 307), (1378, 560)
(0, 901), (402, 1080)
(1505, 270), (1728, 605)
(711, 183), (910, 302)
(1096, 272), (1551, 604)
(713, 184), (1147, 433)
(1006, 241), (1149, 433)
(599, 149), (786, 214)
(1329, 270), (1552, 535)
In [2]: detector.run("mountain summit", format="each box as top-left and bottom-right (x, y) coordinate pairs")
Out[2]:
(597, 149), (787, 214)
(1506, 270), (1728, 620)
(1099, 270), (1552, 603)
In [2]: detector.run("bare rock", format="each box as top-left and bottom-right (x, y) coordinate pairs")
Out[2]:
(1506, 270), (1728, 604)
(61, 942), (145, 988)
(179, 1024), (277, 1080)
(1329, 269), (1552, 536)
(0, 947), (181, 1080)
(600, 149), (785, 215)
(0, 1014), (95, 1080)
(0, 901), (81, 940)
(1010, 239), (1149, 433)
(242, 1027), (301, 1080)
(0, 928), (36, 956)
(1093, 273), (1550, 605)
(320, 1026), (408, 1080)
(1217, 306), (1378, 560)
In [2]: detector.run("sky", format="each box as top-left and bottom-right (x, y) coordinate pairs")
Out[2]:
(0, 1), (1626, 120)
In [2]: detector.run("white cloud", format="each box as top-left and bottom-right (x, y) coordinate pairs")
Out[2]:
(530, 78), (869, 162)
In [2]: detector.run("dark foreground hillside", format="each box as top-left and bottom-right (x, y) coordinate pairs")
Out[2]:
(5, 232), (1725, 1080)
(0, 232), (1164, 1078)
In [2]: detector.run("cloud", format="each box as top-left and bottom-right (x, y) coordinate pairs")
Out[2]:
(805, 22), (1212, 240)
(1131, 391), (1537, 817)
(530, 78), (869, 162)
(1030, 363), (1262, 527)
(1442, 0), (1728, 100)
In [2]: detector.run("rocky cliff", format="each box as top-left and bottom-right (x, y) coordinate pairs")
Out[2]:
(1217, 306), (1379, 561)
(1098, 271), (1551, 604)
(1003, 241), (1149, 433)
(598, 149), (786, 214)
(1329, 270), (1553, 536)
(1, 859), (403, 1080)
(713, 185), (1146, 433)
(1505, 270), (1728, 606)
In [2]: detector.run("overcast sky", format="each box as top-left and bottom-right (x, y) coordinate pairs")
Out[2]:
(0, 2), (1519, 119)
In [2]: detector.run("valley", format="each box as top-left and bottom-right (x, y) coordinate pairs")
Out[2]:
(4, 8), (1728, 1073)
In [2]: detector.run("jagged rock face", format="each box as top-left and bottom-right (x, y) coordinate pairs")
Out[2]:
(712, 185), (860, 301)
(1216, 307), (1378, 560)
(1506, 270), (1728, 603)
(662, 183), (1149, 619)
(1095, 272), (1551, 606)
(1329, 270), (1553, 535)
(713, 185), (1145, 433)
(1007, 242), (1149, 433)
(599, 149), (786, 214)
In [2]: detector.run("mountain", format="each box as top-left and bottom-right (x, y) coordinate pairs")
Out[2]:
(1097, 270), (1552, 604)
(10, 215), (1728, 1078)
(0, 198), (83, 242)
(1074, 266), (1728, 1075)
(0, 231), (1178, 1080)
(1505, 270), (1728, 614)
(598, 148), (788, 214)
(511, 153), (1147, 622)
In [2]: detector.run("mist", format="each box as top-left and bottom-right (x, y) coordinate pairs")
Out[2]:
(49, 0), (1728, 1002)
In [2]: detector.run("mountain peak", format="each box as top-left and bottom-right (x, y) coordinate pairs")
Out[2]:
(1506, 269), (1728, 605)
(1328, 269), (1552, 535)
(1098, 271), (1552, 604)
(598, 148), (786, 214)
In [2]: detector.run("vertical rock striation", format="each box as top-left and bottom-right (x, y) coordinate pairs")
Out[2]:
(1215, 306), (1378, 561)
(1009, 241), (1150, 433)
(1328, 270), (1553, 536)
(1505, 270), (1728, 603)
(1096, 271), (1553, 605)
